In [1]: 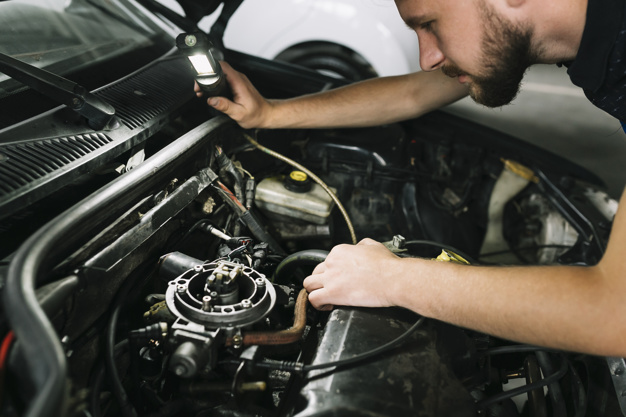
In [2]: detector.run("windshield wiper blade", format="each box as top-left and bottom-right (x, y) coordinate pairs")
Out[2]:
(0, 52), (118, 130)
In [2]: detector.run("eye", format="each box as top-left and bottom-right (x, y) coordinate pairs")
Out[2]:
(419, 21), (434, 32)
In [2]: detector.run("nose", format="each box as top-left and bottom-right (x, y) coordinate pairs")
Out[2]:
(418, 33), (445, 71)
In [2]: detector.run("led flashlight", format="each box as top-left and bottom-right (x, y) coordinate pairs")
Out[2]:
(176, 32), (229, 97)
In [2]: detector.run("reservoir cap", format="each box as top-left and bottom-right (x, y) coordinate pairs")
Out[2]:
(284, 170), (312, 193)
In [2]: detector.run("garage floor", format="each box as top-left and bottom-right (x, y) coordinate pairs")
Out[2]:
(445, 64), (626, 200)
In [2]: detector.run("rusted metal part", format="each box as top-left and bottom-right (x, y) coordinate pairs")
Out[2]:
(226, 289), (308, 346)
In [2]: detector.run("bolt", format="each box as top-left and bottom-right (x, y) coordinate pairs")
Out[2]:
(241, 299), (252, 309)
(177, 284), (186, 294)
(255, 278), (265, 287)
(202, 296), (212, 312)
(194, 265), (203, 272)
(174, 365), (187, 376)
(392, 235), (406, 249)
(231, 334), (243, 348)
(615, 368), (624, 376)
(184, 34), (197, 47)
(71, 97), (82, 109)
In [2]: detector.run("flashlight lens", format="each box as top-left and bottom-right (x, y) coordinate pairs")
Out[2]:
(188, 55), (214, 75)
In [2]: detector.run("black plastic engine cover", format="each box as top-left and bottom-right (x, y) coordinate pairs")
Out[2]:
(295, 308), (475, 416)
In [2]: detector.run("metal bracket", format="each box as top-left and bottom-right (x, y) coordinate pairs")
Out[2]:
(606, 357), (626, 416)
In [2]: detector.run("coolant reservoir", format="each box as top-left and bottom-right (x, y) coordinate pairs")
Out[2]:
(254, 171), (335, 224)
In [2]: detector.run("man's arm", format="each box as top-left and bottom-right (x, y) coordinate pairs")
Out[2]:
(303, 189), (626, 357)
(198, 62), (469, 129)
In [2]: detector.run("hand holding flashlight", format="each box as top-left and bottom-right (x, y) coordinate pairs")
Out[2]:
(176, 32), (230, 98)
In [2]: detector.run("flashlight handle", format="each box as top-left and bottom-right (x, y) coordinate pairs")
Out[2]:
(197, 72), (231, 99)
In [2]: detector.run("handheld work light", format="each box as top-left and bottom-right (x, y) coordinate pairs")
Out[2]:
(176, 32), (229, 97)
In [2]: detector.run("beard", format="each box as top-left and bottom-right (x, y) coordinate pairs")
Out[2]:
(442, 2), (537, 108)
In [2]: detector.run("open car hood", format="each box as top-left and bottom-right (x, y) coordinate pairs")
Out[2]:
(0, 2), (623, 417)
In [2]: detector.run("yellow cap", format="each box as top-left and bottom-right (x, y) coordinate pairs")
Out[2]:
(289, 171), (308, 182)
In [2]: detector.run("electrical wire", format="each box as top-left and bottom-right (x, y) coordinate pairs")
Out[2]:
(90, 339), (129, 417)
(251, 316), (426, 373)
(477, 356), (568, 409)
(479, 245), (573, 258)
(244, 132), (357, 245)
(569, 361), (587, 417)
(105, 275), (143, 417)
(484, 344), (559, 356)
(404, 240), (477, 264)
(0, 331), (14, 371)
(536, 351), (567, 417)
(0, 331), (15, 408)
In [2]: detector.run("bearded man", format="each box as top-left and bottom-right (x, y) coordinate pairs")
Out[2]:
(197, 0), (626, 356)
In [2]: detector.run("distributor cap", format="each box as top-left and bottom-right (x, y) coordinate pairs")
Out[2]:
(166, 259), (276, 329)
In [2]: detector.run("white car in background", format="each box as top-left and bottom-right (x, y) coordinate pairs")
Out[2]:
(162, 0), (420, 79)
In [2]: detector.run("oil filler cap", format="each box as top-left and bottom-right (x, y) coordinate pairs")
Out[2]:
(284, 170), (312, 193)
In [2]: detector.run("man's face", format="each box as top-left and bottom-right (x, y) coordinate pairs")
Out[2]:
(397, 0), (538, 107)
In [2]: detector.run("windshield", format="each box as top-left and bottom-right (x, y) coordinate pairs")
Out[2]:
(0, 0), (175, 99)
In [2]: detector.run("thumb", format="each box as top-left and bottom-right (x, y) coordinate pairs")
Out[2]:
(207, 97), (234, 114)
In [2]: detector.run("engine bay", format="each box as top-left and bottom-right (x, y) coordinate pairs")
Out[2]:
(0, 2), (623, 416)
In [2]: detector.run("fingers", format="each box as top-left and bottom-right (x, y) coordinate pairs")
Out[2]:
(358, 237), (378, 246)
(303, 266), (335, 311)
(220, 60), (235, 73)
(207, 97), (232, 113)
(219, 61), (244, 92)
(303, 273), (323, 291)
(307, 287), (334, 311)
(311, 261), (326, 275)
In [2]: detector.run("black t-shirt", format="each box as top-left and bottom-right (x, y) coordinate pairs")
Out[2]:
(566, 0), (626, 123)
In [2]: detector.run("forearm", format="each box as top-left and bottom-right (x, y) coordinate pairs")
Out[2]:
(262, 70), (468, 129)
(393, 257), (624, 356)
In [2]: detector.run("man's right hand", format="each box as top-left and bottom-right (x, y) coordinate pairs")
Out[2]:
(195, 64), (468, 131)
(194, 61), (274, 129)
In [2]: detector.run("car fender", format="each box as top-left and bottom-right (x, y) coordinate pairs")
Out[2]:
(220, 0), (421, 76)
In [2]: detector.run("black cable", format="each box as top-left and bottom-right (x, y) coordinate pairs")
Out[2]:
(169, 205), (228, 250)
(105, 277), (142, 417)
(272, 250), (329, 284)
(404, 240), (477, 264)
(90, 362), (106, 417)
(252, 316), (426, 373)
(90, 339), (129, 417)
(569, 361), (587, 417)
(485, 344), (559, 356)
(536, 351), (567, 417)
(479, 245), (573, 258)
(477, 356), (568, 409)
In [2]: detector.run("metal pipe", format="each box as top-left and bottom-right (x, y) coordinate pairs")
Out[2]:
(226, 289), (308, 346)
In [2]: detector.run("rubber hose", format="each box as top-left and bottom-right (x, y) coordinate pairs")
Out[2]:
(272, 249), (328, 284)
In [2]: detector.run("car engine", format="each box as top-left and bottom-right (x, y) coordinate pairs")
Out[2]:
(0, 1), (623, 417)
